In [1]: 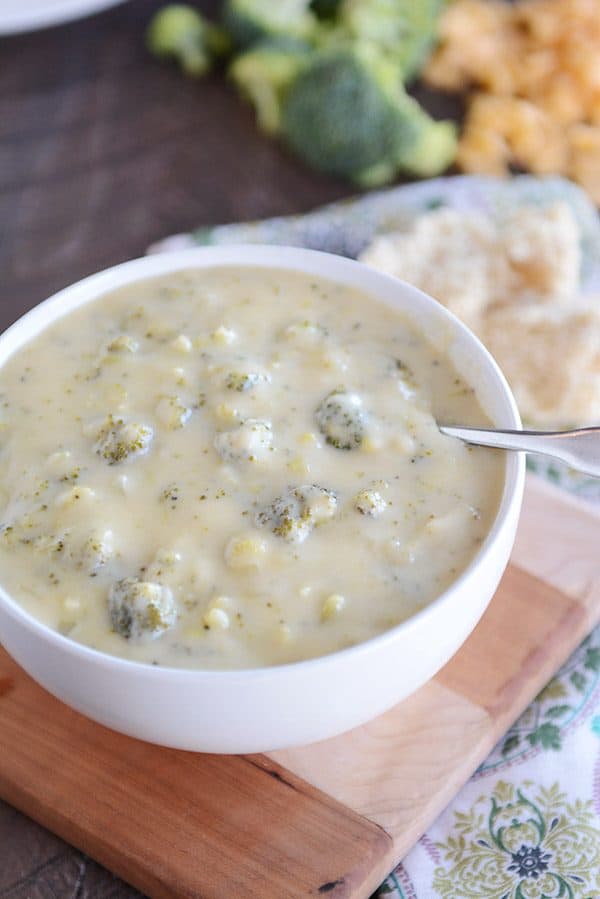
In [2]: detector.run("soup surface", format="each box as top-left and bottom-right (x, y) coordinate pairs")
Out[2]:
(0, 267), (504, 668)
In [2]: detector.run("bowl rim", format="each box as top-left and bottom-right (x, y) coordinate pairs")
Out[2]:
(0, 244), (525, 681)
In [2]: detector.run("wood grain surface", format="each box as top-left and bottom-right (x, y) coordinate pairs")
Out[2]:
(0, 0), (353, 332)
(0, 477), (598, 899)
(0, 648), (391, 899)
(272, 478), (600, 874)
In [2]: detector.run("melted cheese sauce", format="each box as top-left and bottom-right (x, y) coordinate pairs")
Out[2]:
(0, 268), (504, 668)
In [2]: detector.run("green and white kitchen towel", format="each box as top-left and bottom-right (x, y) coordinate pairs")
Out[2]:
(150, 175), (600, 898)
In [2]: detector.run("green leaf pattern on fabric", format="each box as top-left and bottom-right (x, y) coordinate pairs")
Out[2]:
(432, 782), (600, 899)
(482, 632), (600, 769)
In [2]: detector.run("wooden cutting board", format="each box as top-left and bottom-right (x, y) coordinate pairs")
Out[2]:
(0, 474), (598, 899)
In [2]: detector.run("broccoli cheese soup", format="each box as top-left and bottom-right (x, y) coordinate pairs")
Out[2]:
(0, 267), (504, 669)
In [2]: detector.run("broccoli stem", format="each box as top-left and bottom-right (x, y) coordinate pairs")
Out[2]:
(147, 5), (231, 77)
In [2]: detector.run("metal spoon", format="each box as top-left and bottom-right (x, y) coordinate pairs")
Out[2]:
(439, 425), (600, 478)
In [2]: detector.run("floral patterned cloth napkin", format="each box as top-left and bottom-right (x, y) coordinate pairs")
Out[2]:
(150, 175), (600, 898)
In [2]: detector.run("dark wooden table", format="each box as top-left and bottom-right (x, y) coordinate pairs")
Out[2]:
(0, 4), (453, 895)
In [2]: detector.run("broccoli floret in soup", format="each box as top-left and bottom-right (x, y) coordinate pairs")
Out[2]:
(94, 416), (153, 465)
(315, 389), (366, 449)
(256, 484), (337, 543)
(214, 418), (273, 462)
(108, 577), (176, 640)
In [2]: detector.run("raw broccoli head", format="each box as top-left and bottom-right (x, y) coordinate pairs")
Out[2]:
(223, 0), (320, 49)
(338, 0), (446, 81)
(281, 46), (455, 185)
(395, 103), (457, 177)
(147, 4), (231, 77)
(229, 38), (311, 134)
(282, 48), (401, 182)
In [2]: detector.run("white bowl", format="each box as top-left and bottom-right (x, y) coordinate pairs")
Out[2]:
(0, 0), (127, 36)
(0, 246), (525, 753)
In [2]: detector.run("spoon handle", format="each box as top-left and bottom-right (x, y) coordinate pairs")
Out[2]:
(439, 425), (600, 478)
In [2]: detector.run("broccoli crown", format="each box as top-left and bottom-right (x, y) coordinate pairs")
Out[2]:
(229, 39), (311, 134)
(147, 4), (231, 77)
(395, 113), (457, 177)
(282, 48), (404, 179)
(148, 0), (454, 185)
(281, 45), (455, 184)
(338, 0), (445, 80)
(223, 0), (319, 49)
